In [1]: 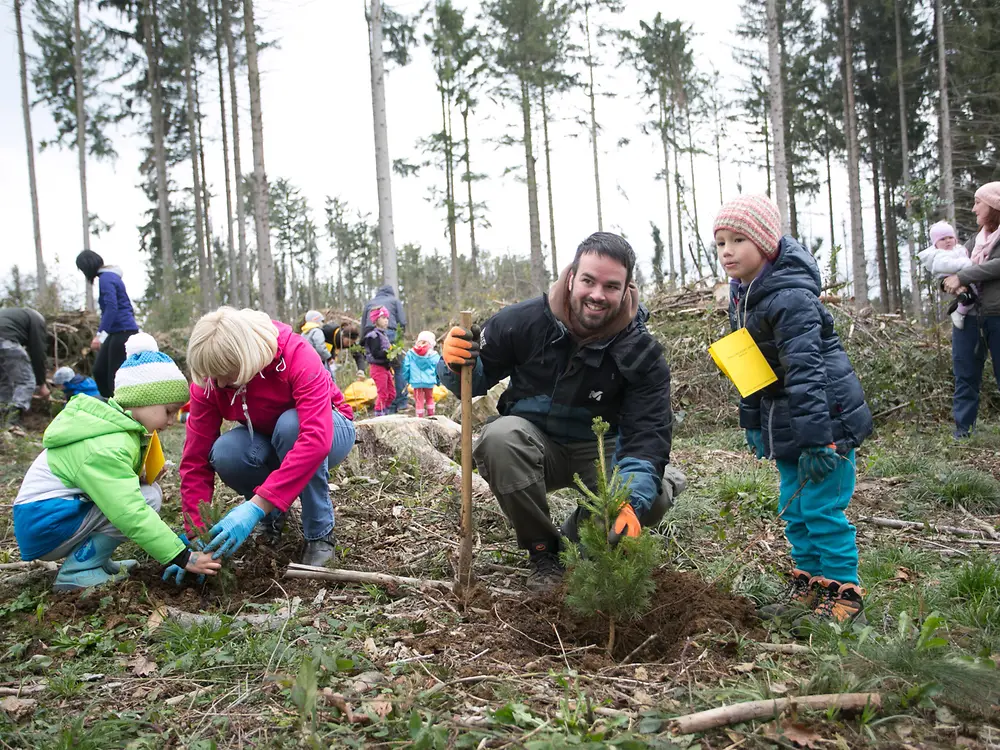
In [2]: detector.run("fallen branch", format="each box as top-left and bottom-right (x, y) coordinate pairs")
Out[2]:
(621, 634), (659, 665)
(284, 563), (453, 592)
(669, 692), (881, 735)
(859, 516), (988, 538)
(165, 686), (213, 706)
(151, 604), (300, 633)
(0, 561), (57, 572)
(957, 503), (1000, 540)
(753, 642), (810, 655)
(0, 684), (46, 697)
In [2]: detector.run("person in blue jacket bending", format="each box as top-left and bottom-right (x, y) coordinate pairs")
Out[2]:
(52, 366), (101, 400)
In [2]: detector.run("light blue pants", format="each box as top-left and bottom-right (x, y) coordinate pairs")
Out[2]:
(775, 450), (858, 584)
(210, 409), (356, 540)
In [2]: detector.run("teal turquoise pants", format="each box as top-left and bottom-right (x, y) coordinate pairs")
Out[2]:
(775, 450), (858, 584)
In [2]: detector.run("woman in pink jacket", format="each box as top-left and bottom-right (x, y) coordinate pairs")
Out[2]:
(180, 307), (355, 567)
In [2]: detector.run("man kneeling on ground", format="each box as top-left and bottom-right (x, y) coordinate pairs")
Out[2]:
(438, 232), (685, 592)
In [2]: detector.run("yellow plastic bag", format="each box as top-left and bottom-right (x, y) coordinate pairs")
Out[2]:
(708, 328), (778, 397)
(343, 378), (378, 409)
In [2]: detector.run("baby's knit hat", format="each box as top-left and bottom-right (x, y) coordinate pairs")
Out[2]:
(52, 366), (75, 386)
(304, 309), (323, 324)
(713, 194), (782, 261)
(369, 306), (389, 324)
(929, 221), (957, 246)
(114, 332), (189, 408)
(975, 182), (1000, 211)
(415, 330), (436, 346)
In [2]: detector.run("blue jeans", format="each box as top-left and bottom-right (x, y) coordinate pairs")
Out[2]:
(385, 328), (408, 414)
(209, 409), (356, 540)
(775, 450), (858, 584)
(952, 314), (1000, 436)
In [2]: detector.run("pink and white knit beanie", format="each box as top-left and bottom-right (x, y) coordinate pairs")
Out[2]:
(975, 182), (1000, 211)
(713, 194), (782, 261)
(929, 221), (957, 246)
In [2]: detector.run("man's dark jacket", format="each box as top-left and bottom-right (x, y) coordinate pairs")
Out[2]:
(438, 295), (672, 514)
(0, 307), (47, 386)
(730, 236), (873, 460)
(361, 285), (407, 340)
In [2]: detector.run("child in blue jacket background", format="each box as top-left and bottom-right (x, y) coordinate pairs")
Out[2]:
(401, 331), (440, 417)
(52, 366), (101, 400)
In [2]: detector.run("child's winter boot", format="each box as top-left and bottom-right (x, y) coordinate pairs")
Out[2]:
(53, 533), (131, 592)
(758, 569), (819, 619)
(795, 578), (866, 632)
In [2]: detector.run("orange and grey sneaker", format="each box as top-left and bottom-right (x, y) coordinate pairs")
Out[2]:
(758, 569), (819, 619)
(796, 578), (867, 631)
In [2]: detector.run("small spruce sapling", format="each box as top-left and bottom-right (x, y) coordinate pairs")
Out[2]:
(561, 417), (664, 656)
(184, 498), (236, 592)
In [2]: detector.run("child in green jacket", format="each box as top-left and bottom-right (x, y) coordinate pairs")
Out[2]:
(13, 333), (220, 591)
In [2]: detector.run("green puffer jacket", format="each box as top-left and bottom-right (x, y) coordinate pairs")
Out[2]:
(13, 396), (184, 563)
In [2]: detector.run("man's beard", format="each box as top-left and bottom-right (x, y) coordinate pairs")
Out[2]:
(569, 292), (621, 332)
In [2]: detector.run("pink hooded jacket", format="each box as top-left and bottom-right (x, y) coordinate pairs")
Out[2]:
(180, 321), (353, 526)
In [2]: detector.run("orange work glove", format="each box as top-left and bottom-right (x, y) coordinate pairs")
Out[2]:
(608, 504), (641, 546)
(442, 325), (481, 373)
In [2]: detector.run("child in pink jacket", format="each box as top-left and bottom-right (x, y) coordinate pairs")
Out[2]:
(180, 307), (355, 568)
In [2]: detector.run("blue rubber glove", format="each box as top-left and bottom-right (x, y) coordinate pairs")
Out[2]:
(204, 501), (266, 559)
(745, 428), (765, 459)
(162, 563), (205, 586)
(798, 444), (839, 484)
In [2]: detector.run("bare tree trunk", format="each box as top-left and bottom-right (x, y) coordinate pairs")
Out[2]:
(194, 65), (216, 305)
(440, 87), (459, 304)
(884, 173), (902, 312)
(368, 0), (399, 292)
(73, 0), (92, 311)
(221, 0), (249, 306)
(182, 0), (211, 314)
(673, 111), (686, 286)
(766, 0), (791, 235)
(541, 84), (558, 278)
(461, 105), (478, 278)
(867, 104), (889, 311)
(244, 0), (277, 316)
(825, 131), (836, 256)
(214, 0), (238, 305)
(936, 0), (954, 225)
(843, 0), (868, 309)
(895, 0), (921, 319)
(16, 0), (45, 306)
(660, 100), (675, 286)
(685, 101), (712, 278)
(583, 3), (603, 231)
(521, 79), (546, 295)
(142, 0), (174, 301)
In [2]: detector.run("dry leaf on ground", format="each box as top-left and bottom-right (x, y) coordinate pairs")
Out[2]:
(129, 654), (158, 677)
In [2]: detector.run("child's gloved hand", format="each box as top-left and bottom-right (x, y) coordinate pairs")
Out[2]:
(442, 325), (481, 372)
(745, 428), (765, 459)
(798, 444), (839, 484)
(204, 501), (266, 559)
(608, 504), (641, 546)
(162, 551), (222, 585)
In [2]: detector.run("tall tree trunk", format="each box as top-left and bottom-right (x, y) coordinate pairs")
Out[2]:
(842, 0), (868, 309)
(73, 0), (92, 311)
(16, 0), (45, 307)
(672, 111), (686, 286)
(368, 0), (399, 292)
(712, 88), (724, 206)
(221, 0), (249, 306)
(762, 99), (772, 197)
(895, 0), (921, 319)
(461, 105), (478, 278)
(541, 83), (558, 278)
(765, 0), (791, 235)
(214, 0), (238, 305)
(182, 0), (211, 314)
(194, 64), (217, 304)
(583, 3), (603, 231)
(660, 99), (676, 286)
(244, 0), (277, 315)
(884, 172), (902, 312)
(936, 0), (954, 224)
(447, 93), (460, 303)
(142, 0), (174, 301)
(521, 78), (545, 294)
(825, 127), (836, 257)
(867, 104), (889, 311)
(684, 101), (711, 277)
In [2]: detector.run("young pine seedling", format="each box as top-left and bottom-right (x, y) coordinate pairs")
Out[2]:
(561, 417), (664, 656)
(184, 498), (236, 593)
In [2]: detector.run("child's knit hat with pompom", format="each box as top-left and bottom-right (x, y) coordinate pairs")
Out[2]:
(113, 332), (190, 408)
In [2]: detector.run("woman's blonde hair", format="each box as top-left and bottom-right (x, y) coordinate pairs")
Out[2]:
(188, 307), (278, 388)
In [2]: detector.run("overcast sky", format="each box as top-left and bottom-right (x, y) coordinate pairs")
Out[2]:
(0, 0), (874, 312)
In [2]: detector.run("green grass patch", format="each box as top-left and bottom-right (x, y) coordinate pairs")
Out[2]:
(714, 464), (779, 518)
(908, 465), (1000, 512)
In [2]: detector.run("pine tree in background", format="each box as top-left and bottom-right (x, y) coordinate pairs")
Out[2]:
(561, 417), (664, 657)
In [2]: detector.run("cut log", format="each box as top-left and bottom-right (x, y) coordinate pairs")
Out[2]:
(670, 692), (881, 735)
(353, 415), (493, 501)
(284, 563), (453, 592)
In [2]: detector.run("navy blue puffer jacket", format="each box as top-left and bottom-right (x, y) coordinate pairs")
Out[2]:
(729, 237), (873, 461)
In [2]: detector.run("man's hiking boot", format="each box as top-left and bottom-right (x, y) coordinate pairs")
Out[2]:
(300, 531), (337, 568)
(526, 540), (564, 593)
(795, 579), (866, 633)
(758, 569), (818, 619)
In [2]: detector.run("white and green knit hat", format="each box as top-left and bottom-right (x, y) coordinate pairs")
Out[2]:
(113, 333), (190, 408)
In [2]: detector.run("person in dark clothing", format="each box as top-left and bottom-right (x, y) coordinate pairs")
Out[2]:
(362, 285), (408, 413)
(322, 323), (366, 372)
(76, 251), (139, 398)
(438, 233), (685, 592)
(0, 307), (50, 424)
(715, 194), (873, 630)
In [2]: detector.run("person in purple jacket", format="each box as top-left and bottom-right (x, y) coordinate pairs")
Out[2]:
(76, 250), (140, 398)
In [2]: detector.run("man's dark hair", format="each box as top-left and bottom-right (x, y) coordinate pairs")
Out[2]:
(571, 232), (636, 284)
(75, 250), (104, 282)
